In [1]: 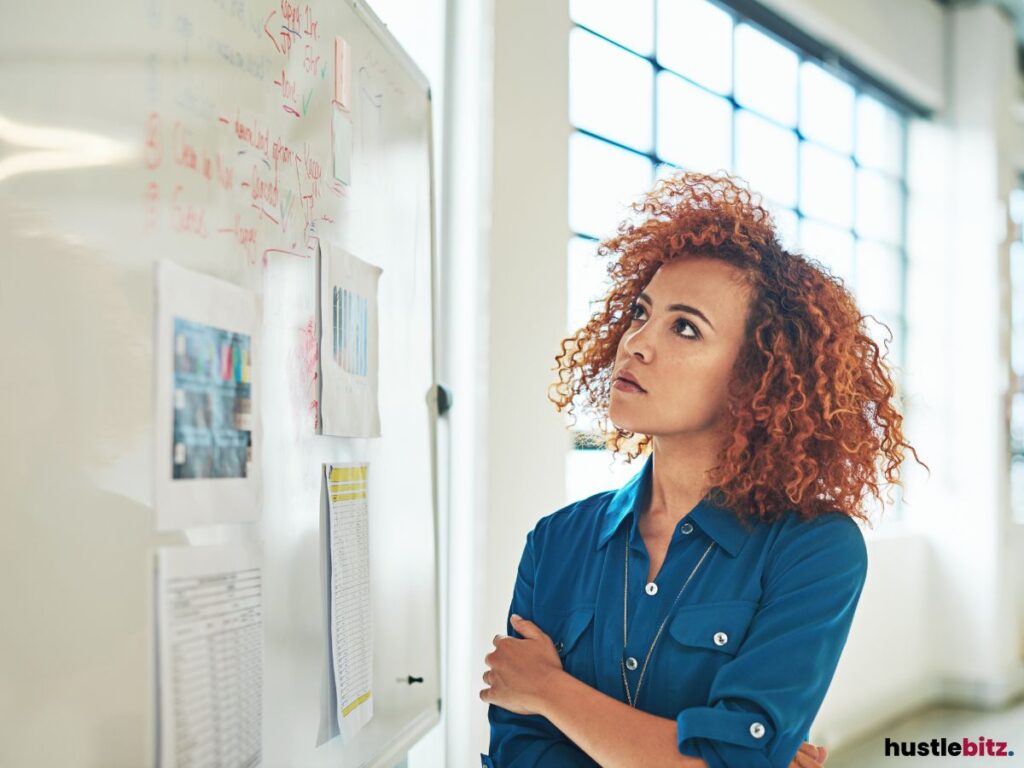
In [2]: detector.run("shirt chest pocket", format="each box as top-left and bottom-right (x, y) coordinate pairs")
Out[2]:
(654, 600), (759, 706)
(533, 604), (595, 681)
(668, 599), (758, 655)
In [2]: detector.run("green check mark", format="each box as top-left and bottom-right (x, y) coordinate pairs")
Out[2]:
(302, 89), (313, 116)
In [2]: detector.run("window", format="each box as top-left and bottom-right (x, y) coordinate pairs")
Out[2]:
(566, 0), (915, 509)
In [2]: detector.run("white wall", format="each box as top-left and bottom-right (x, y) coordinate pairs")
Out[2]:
(473, 0), (575, 762)
(430, 0), (496, 763)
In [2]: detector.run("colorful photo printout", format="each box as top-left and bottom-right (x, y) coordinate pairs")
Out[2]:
(155, 260), (259, 530)
(172, 317), (253, 480)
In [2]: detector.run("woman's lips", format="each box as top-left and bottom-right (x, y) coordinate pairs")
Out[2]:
(613, 377), (646, 393)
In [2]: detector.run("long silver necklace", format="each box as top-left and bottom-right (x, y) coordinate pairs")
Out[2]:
(621, 531), (716, 707)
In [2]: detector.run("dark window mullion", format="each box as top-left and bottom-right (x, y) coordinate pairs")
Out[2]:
(651, 0), (659, 165)
(729, 12), (737, 175)
(794, 54), (804, 228)
(897, 114), (910, 375)
(572, 126), (657, 167)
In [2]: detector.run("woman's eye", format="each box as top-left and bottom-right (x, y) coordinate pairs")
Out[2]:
(629, 304), (700, 339)
(675, 318), (700, 339)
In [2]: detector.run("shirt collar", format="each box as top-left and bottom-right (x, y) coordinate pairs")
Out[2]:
(595, 452), (754, 557)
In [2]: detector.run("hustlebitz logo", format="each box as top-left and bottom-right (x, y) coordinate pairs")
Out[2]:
(885, 736), (1015, 758)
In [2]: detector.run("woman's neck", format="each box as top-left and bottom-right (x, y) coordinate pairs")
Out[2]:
(645, 433), (724, 524)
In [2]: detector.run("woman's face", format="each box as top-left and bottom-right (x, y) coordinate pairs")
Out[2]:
(609, 257), (753, 439)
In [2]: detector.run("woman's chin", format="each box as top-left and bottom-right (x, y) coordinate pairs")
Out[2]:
(608, 409), (648, 436)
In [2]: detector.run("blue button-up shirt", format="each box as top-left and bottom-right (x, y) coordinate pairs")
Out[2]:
(483, 452), (868, 768)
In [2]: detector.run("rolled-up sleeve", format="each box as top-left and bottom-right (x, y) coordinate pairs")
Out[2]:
(485, 528), (598, 767)
(675, 515), (869, 768)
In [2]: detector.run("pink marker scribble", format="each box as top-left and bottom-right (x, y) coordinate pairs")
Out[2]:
(300, 318), (320, 430)
(264, 10), (282, 53)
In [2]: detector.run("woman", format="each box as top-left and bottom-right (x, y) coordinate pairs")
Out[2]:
(479, 172), (927, 767)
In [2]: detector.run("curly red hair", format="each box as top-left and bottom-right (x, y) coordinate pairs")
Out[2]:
(549, 171), (928, 526)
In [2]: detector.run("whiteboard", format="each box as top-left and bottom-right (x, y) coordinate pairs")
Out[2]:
(0, 0), (441, 765)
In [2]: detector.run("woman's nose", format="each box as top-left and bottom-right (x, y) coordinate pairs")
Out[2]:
(623, 326), (653, 361)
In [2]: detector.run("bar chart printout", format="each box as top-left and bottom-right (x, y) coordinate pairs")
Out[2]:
(155, 544), (263, 767)
(323, 462), (374, 743)
(316, 242), (382, 437)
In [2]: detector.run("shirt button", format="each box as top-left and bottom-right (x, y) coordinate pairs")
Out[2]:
(750, 722), (765, 739)
(555, 640), (564, 654)
(713, 631), (729, 646)
(625, 656), (638, 671)
(645, 582), (658, 595)
(680, 522), (693, 534)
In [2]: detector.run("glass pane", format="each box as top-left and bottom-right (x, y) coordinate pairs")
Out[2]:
(1011, 241), (1024, 376)
(735, 108), (798, 208)
(571, 0), (654, 56)
(799, 218), (855, 287)
(800, 141), (854, 228)
(568, 237), (614, 332)
(570, 28), (654, 152)
(566, 450), (640, 502)
(856, 95), (903, 176)
(734, 23), (799, 127)
(1010, 188), (1024, 225)
(565, 390), (603, 436)
(855, 240), (903, 317)
(856, 168), (903, 245)
(657, 71), (732, 172)
(1011, 456), (1024, 524)
(569, 132), (654, 238)
(799, 62), (854, 154)
(864, 312), (902, 368)
(656, 0), (732, 95)
(1014, 395), (1024, 453)
(655, 161), (682, 183)
(771, 206), (799, 252)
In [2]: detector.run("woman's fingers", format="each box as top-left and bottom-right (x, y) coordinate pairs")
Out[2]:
(788, 743), (810, 768)
(789, 742), (828, 768)
(791, 751), (821, 768)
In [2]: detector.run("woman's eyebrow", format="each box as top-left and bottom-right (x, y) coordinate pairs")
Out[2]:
(637, 291), (715, 331)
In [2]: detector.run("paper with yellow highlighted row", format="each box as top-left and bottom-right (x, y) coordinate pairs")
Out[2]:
(317, 462), (374, 746)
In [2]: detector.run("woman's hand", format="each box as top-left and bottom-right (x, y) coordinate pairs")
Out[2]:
(790, 741), (828, 768)
(480, 614), (564, 716)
